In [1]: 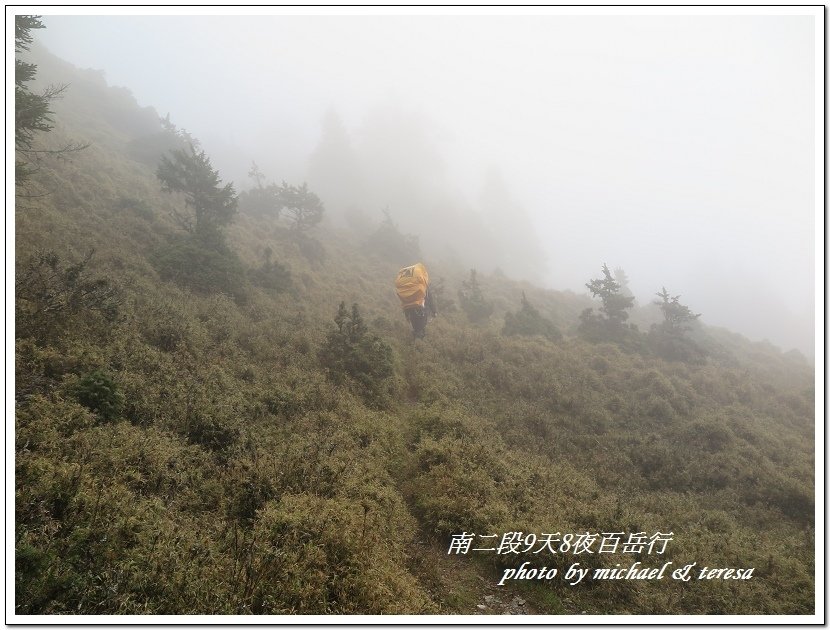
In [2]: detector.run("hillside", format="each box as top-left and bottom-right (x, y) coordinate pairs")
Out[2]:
(14, 43), (816, 617)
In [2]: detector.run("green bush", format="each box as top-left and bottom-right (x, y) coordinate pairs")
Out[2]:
(115, 196), (154, 221)
(238, 186), (280, 217)
(647, 325), (707, 363)
(502, 292), (561, 341)
(250, 246), (291, 293)
(295, 233), (327, 265)
(126, 129), (186, 167)
(261, 378), (339, 419)
(458, 269), (493, 323)
(70, 369), (124, 422)
(153, 234), (248, 301)
(185, 411), (238, 453)
(681, 418), (734, 453)
(318, 303), (396, 406)
(365, 209), (420, 265)
(248, 493), (431, 613)
(577, 263), (634, 343)
(404, 407), (512, 537)
(16, 251), (121, 342)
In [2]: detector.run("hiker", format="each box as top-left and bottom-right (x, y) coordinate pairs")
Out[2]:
(395, 263), (438, 339)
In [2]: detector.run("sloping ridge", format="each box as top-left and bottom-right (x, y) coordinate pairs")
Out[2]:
(14, 45), (815, 616)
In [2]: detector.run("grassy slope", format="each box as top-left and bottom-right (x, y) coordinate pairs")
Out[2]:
(14, 46), (815, 616)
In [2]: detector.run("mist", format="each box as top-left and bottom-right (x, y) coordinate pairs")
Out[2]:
(35, 10), (818, 356)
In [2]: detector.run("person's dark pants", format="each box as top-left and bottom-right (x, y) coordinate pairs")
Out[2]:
(405, 307), (428, 338)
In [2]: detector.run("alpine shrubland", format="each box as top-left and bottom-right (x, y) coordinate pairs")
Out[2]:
(14, 40), (815, 616)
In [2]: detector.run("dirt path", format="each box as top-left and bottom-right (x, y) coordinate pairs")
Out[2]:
(407, 540), (546, 615)
(474, 590), (533, 615)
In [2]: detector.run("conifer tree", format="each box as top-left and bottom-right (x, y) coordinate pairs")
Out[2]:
(157, 144), (238, 243)
(655, 287), (700, 335)
(15, 17), (51, 152)
(276, 182), (325, 232)
(319, 302), (394, 406)
(614, 266), (634, 299)
(458, 269), (493, 323)
(586, 263), (634, 326)
(648, 287), (704, 361)
(238, 163), (281, 217)
(503, 292), (561, 340)
(365, 208), (420, 264)
(579, 263), (636, 342)
(15, 15), (87, 192)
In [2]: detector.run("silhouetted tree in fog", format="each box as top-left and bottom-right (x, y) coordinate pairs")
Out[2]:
(648, 287), (704, 362)
(614, 267), (634, 299)
(15, 17), (51, 155)
(458, 269), (493, 323)
(15, 15), (87, 193)
(319, 302), (395, 407)
(579, 263), (635, 342)
(307, 109), (366, 216)
(248, 161), (266, 188)
(365, 208), (420, 264)
(276, 182), (325, 232)
(503, 292), (561, 341)
(655, 287), (700, 334)
(157, 144), (238, 244)
(239, 163), (281, 217)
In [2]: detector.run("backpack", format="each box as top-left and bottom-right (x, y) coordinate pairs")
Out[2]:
(395, 263), (429, 310)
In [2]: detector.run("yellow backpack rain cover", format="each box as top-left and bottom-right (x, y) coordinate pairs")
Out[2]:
(395, 263), (429, 310)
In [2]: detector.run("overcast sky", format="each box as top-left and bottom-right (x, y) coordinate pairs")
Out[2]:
(34, 9), (820, 355)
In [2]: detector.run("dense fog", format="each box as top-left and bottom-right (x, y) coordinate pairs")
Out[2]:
(36, 11), (818, 356)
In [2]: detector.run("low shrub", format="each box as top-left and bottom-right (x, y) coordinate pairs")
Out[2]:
(502, 292), (561, 341)
(248, 493), (431, 614)
(16, 251), (121, 342)
(318, 303), (396, 407)
(153, 234), (248, 301)
(70, 369), (124, 422)
(249, 246), (291, 292)
(458, 269), (493, 323)
(364, 210), (420, 265)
